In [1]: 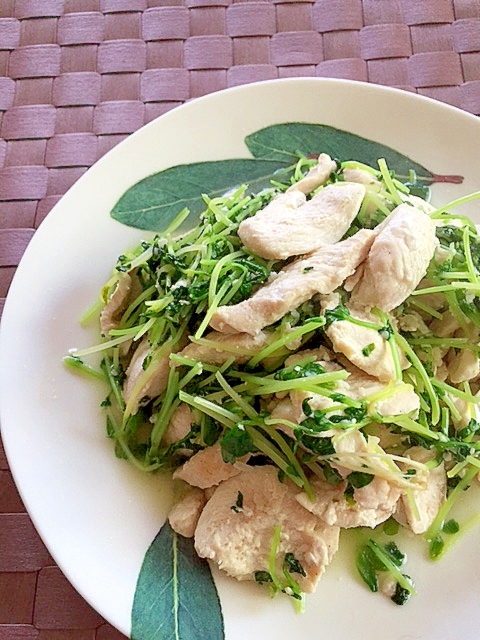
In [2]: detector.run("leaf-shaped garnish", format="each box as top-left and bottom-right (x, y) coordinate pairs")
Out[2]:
(245, 122), (433, 182)
(111, 159), (285, 231)
(131, 522), (225, 640)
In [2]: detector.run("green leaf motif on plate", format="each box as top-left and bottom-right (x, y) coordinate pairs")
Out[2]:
(131, 521), (225, 640)
(111, 159), (285, 231)
(110, 122), (434, 232)
(245, 122), (432, 181)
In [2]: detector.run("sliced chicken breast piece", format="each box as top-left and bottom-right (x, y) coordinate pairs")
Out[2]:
(238, 189), (306, 259)
(447, 348), (480, 385)
(163, 403), (195, 446)
(429, 310), (459, 338)
(296, 474), (402, 529)
(172, 443), (246, 489)
(270, 396), (305, 431)
(394, 447), (446, 534)
(287, 153), (338, 195)
(343, 167), (382, 188)
(270, 348), (418, 449)
(100, 271), (141, 337)
(238, 182), (365, 260)
(210, 229), (376, 336)
(168, 487), (207, 538)
(326, 307), (409, 383)
(269, 356), (343, 438)
(123, 337), (172, 414)
(285, 359), (418, 421)
(349, 203), (437, 312)
(178, 330), (269, 365)
(450, 394), (480, 429)
(343, 364), (420, 415)
(296, 428), (410, 527)
(194, 465), (340, 593)
(405, 194), (436, 214)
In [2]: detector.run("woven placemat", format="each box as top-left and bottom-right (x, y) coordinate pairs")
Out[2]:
(1, 1), (480, 638)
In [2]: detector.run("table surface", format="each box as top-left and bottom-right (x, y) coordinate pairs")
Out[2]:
(1, 1), (480, 638)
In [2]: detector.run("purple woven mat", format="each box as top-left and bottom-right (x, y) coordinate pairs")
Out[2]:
(1, 1), (480, 638)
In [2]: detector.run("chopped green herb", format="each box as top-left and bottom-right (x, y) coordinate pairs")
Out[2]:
(442, 519), (460, 535)
(231, 491), (244, 513)
(275, 361), (326, 381)
(361, 343), (376, 357)
(383, 518), (400, 536)
(284, 552), (307, 577)
(220, 424), (255, 464)
(429, 534), (445, 559)
(254, 571), (273, 584)
(391, 579), (413, 606)
(357, 539), (414, 605)
(348, 471), (374, 489)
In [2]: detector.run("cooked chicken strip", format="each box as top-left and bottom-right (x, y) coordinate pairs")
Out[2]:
(297, 430), (403, 529)
(173, 443), (246, 489)
(447, 348), (479, 385)
(168, 487), (207, 538)
(269, 352), (342, 437)
(210, 229), (376, 336)
(394, 447), (446, 535)
(326, 309), (408, 383)
(271, 354), (419, 442)
(178, 330), (270, 365)
(163, 403), (195, 447)
(287, 153), (338, 195)
(343, 167), (382, 188)
(349, 203), (437, 312)
(295, 349), (417, 414)
(100, 271), (141, 337)
(238, 182), (365, 260)
(430, 310), (459, 338)
(450, 393), (480, 429)
(238, 189), (306, 258)
(194, 465), (340, 593)
(123, 337), (172, 414)
(322, 293), (404, 382)
(296, 475), (402, 529)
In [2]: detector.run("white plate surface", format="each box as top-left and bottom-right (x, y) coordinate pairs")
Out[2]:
(1, 78), (480, 640)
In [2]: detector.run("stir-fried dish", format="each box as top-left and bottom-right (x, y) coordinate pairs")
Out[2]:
(67, 153), (480, 608)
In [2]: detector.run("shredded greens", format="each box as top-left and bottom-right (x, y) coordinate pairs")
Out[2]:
(66, 153), (480, 608)
(254, 524), (306, 612)
(356, 537), (415, 605)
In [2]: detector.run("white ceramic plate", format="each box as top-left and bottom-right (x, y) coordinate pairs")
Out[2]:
(2, 78), (480, 640)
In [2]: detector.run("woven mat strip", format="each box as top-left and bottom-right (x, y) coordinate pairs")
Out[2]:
(1, 1), (480, 638)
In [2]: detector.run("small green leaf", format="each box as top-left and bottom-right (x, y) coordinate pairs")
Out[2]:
(362, 343), (376, 357)
(111, 159), (286, 231)
(220, 424), (255, 463)
(254, 570), (273, 584)
(131, 522), (224, 640)
(442, 518), (460, 535)
(245, 123), (433, 182)
(356, 545), (380, 592)
(348, 471), (374, 489)
(383, 517), (400, 536)
(383, 542), (405, 568)
(284, 552), (307, 577)
(429, 534), (445, 560)
(322, 463), (343, 485)
(391, 577), (413, 606)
